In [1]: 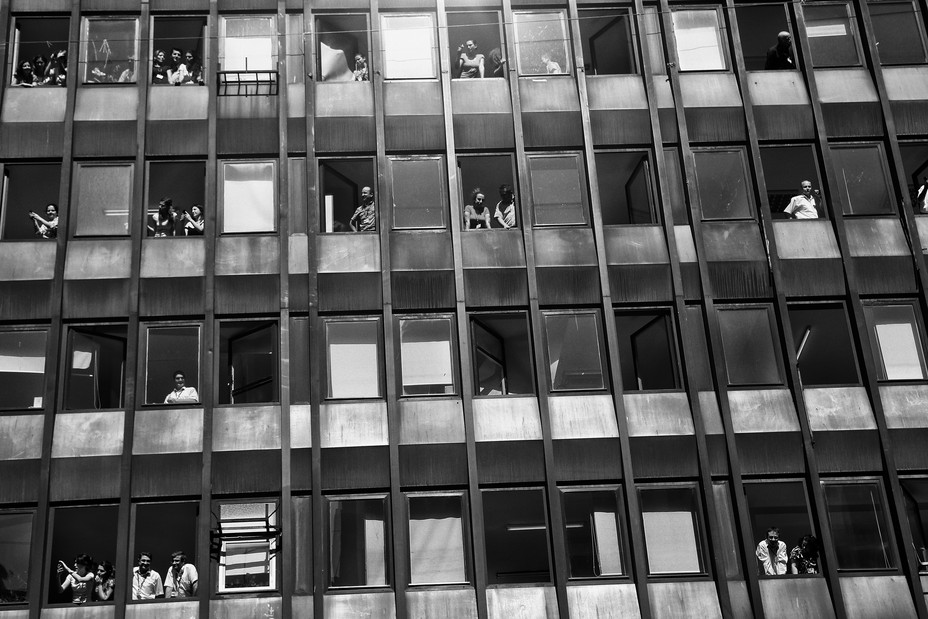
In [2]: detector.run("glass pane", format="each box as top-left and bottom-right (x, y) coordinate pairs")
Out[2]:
(75, 165), (133, 236)
(0, 512), (32, 604)
(672, 10), (726, 70)
(640, 487), (703, 574)
(222, 161), (275, 233)
(545, 313), (605, 391)
(745, 482), (818, 576)
(399, 318), (454, 396)
(217, 502), (276, 592)
(530, 156), (587, 226)
(615, 312), (679, 391)
(805, 4), (861, 67)
(869, 2), (928, 65)
(65, 326), (128, 410)
(824, 482), (895, 570)
(408, 495), (466, 584)
(326, 321), (381, 399)
(219, 322), (277, 405)
(718, 307), (782, 385)
(1, 164), (62, 240)
(381, 14), (437, 79)
(513, 11), (570, 75)
(222, 17), (274, 71)
(82, 19), (138, 83)
(596, 153), (655, 225)
(317, 15), (370, 82)
(579, 10), (636, 75)
(563, 490), (626, 578)
(146, 326), (200, 405)
(869, 305), (928, 380)
(901, 480), (928, 571)
(49, 506), (118, 604)
(329, 498), (388, 587)
(694, 150), (752, 219)
(392, 158), (445, 229)
(0, 330), (46, 409)
(482, 489), (551, 584)
(832, 146), (894, 215)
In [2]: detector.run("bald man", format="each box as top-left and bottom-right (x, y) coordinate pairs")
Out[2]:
(765, 31), (794, 70)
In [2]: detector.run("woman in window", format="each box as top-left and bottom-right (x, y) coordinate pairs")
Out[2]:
(149, 198), (176, 237)
(152, 49), (170, 84)
(43, 50), (67, 86)
(14, 60), (38, 87)
(182, 204), (205, 236)
(788, 534), (819, 574)
(57, 555), (94, 604)
(28, 203), (58, 238)
(180, 51), (204, 85)
(93, 561), (115, 601)
(464, 187), (491, 229)
(32, 55), (49, 83)
(456, 40), (485, 78)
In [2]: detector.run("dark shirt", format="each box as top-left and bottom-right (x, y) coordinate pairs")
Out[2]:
(765, 45), (794, 70)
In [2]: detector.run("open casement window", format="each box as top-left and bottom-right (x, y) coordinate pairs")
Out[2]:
(615, 310), (681, 391)
(8, 17), (70, 87)
(868, 1), (928, 65)
(320, 159), (376, 233)
(513, 10), (570, 76)
(470, 314), (535, 396)
(457, 154), (517, 229)
(830, 144), (895, 215)
(146, 161), (207, 238)
(218, 321), (278, 405)
(788, 304), (860, 386)
(596, 152), (657, 225)
(390, 157), (446, 230)
(0, 163), (62, 240)
(693, 148), (755, 220)
(735, 4), (795, 71)
(901, 479), (928, 573)
(578, 9), (637, 75)
(220, 160), (276, 233)
(864, 303), (928, 381)
(48, 505), (118, 604)
(803, 3), (863, 67)
(0, 511), (33, 605)
(544, 312), (607, 392)
(407, 493), (468, 585)
(151, 16), (208, 86)
(132, 502), (199, 599)
(447, 12), (505, 79)
(528, 153), (589, 226)
(73, 163), (134, 237)
(218, 15), (277, 95)
(639, 485), (706, 575)
(717, 305), (784, 386)
(143, 325), (201, 405)
(213, 502), (279, 593)
(823, 480), (896, 571)
(482, 488), (552, 584)
(325, 319), (383, 399)
(64, 325), (127, 410)
(398, 316), (456, 396)
(671, 8), (728, 71)
(759, 145), (826, 218)
(744, 481), (819, 577)
(317, 14), (371, 82)
(0, 329), (47, 410)
(562, 488), (628, 578)
(381, 13), (438, 79)
(328, 495), (390, 588)
(81, 17), (139, 84)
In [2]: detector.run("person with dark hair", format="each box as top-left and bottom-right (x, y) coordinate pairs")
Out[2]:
(164, 370), (199, 404)
(57, 555), (94, 604)
(168, 48), (186, 85)
(180, 51), (204, 85)
(152, 49), (170, 84)
(164, 551), (198, 598)
(789, 534), (820, 574)
(352, 54), (369, 82)
(29, 203), (58, 239)
(149, 197), (176, 237)
(94, 561), (115, 601)
(182, 204), (205, 236)
(14, 60), (38, 87)
(456, 40), (485, 79)
(755, 527), (788, 575)
(32, 55), (49, 81)
(43, 49), (67, 86)
(494, 184), (517, 229)
(464, 188), (491, 229)
(131, 552), (163, 600)
(487, 47), (506, 77)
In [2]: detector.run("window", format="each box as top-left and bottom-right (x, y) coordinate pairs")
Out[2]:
(73, 163), (134, 237)
(48, 505), (118, 604)
(596, 152), (657, 225)
(693, 149), (754, 220)
(470, 314), (535, 396)
(132, 502), (199, 600)
(215, 502), (278, 593)
(398, 316), (456, 396)
(528, 154), (589, 226)
(391, 157), (446, 230)
(639, 485), (705, 575)
(81, 17), (139, 84)
(901, 479), (928, 573)
(457, 154), (517, 230)
(718, 306), (783, 386)
(482, 488), (552, 584)
(64, 325), (128, 410)
(745, 481), (818, 576)
(544, 312), (606, 392)
(830, 144), (894, 215)
(218, 321), (278, 405)
(562, 488), (627, 578)
(869, 1), (928, 65)
(325, 319), (382, 399)
(804, 3), (862, 67)
(328, 495), (389, 588)
(864, 303), (928, 381)
(220, 16), (275, 72)
(788, 304), (860, 386)
(0, 329), (47, 410)
(672, 9), (728, 71)
(578, 9), (636, 75)
(221, 161), (276, 233)
(381, 14), (438, 79)
(320, 159), (376, 233)
(146, 162), (206, 238)
(448, 12), (505, 79)
(513, 11), (570, 75)
(823, 481), (895, 570)
(615, 310), (680, 391)
(317, 14), (370, 82)
(900, 142), (928, 213)
(407, 493), (467, 584)
(8, 18), (69, 87)
(144, 325), (200, 405)
(151, 17), (208, 86)
(0, 164), (62, 240)
(735, 5), (794, 71)
(760, 145), (825, 219)
(0, 511), (32, 605)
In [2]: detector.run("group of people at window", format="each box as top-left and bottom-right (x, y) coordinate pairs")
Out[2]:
(755, 527), (820, 575)
(152, 48), (204, 86)
(55, 550), (197, 604)
(148, 198), (205, 237)
(14, 51), (68, 87)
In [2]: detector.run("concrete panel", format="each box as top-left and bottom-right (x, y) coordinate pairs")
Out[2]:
(292, 595), (313, 619)
(0, 415), (44, 460)
(647, 581), (722, 619)
(881, 384), (928, 429)
(51, 411), (124, 458)
(625, 392), (695, 436)
(317, 234), (381, 273)
(133, 408), (203, 454)
(814, 69), (879, 103)
(882, 67), (928, 101)
(474, 397), (542, 441)
(399, 398), (466, 444)
(323, 591), (396, 618)
(217, 95), (277, 119)
(549, 394), (619, 439)
(289, 234), (309, 274)
(320, 401), (388, 448)
(212, 405), (281, 451)
(64, 240), (132, 279)
(728, 389), (799, 433)
(759, 577), (835, 618)
(567, 583), (641, 619)
(461, 230), (526, 268)
(140, 238), (205, 278)
(840, 575), (917, 619)
(916, 217), (928, 253)
(385, 81), (443, 115)
(519, 78), (581, 112)
(487, 586), (559, 619)
(148, 86), (208, 120)
(0, 610), (29, 619)
(41, 607), (115, 619)
(210, 597), (282, 619)
(533, 228), (597, 267)
(587, 76), (647, 110)
(701, 222), (765, 262)
(604, 226), (669, 265)
(125, 601), (199, 619)
(291, 404), (313, 449)
(845, 218), (909, 257)
(316, 82), (374, 116)
(215, 236), (280, 275)
(773, 220), (842, 259)
(680, 72), (743, 107)
(804, 387), (876, 431)
(407, 589), (478, 619)
(451, 78), (513, 114)
(288, 83), (305, 118)
(746, 70), (811, 106)
(74, 86), (139, 121)
(2, 87), (67, 122)
(0, 242), (56, 280)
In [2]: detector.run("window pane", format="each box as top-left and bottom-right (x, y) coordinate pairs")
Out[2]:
(10, 18), (70, 88)
(672, 10), (727, 70)
(65, 326), (128, 410)
(596, 152), (656, 225)
(789, 305), (859, 386)
(0, 330), (46, 410)
(483, 489), (551, 584)
(133, 503), (198, 599)
(326, 321), (381, 399)
(579, 10), (636, 75)
(0, 512), (32, 604)
(530, 156), (587, 226)
(145, 326), (200, 405)
(382, 14), (437, 79)
(640, 487), (703, 574)
(399, 318), (455, 396)
(49, 506), (118, 604)
(615, 312), (679, 391)
(545, 313), (605, 391)
(408, 495), (466, 584)
(317, 15), (370, 82)
(831, 146), (894, 215)
(392, 158), (445, 229)
(869, 2), (928, 65)
(75, 164), (133, 236)
(563, 490), (626, 578)
(218, 321), (277, 405)
(82, 19), (139, 83)
(805, 4), (861, 67)
(694, 150), (753, 219)
(745, 482), (818, 576)
(718, 307), (782, 385)
(868, 305), (928, 380)
(222, 17), (274, 71)
(513, 11), (570, 75)
(329, 497), (388, 587)
(222, 161), (275, 233)
(471, 315), (535, 396)
(824, 482), (895, 570)
(1, 164), (62, 240)
(217, 502), (277, 592)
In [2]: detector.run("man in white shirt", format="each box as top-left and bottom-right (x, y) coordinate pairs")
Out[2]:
(164, 551), (198, 598)
(131, 552), (164, 600)
(755, 527), (788, 575)
(164, 370), (199, 404)
(784, 180), (821, 219)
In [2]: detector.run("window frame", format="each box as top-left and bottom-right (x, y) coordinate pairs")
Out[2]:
(213, 499), (279, 594)
(512, 9), (572, 77)
(379, 12), (439, 80)
(71, 161), (135, 238)
(595, 149), (660, 226)
(468, 311), (536, 398)
(691, 146), (756, 221)
(577, 7), (640, 76)
(867, 0), (928, 66)
(144, 159), (208, 238)
(80, 16), (141, 85)
(481, 486), (555, 585)
(446, 10), (507, 80)
(716, 303), (786, 387)
(670, 6), (730, 72)
(637, 482), (710, 578)
(45, 504), (119, 606)
(821, 477), (900, 573)
(759, 143), (827, 219)
(218, 14), (277, 73)
(395, 313), (459, 397)
(149, 15), (210, 87)
(0, 325), (49, 411)
(325, 492), (392, 590)
(0, 161), (64, 241)
(323, 315), (385, 401)
(129, 500), (200, 604)
(218, 159), (278, 235)
(216, 318), (280, 406)
(404, 490), (472, 586)
(802, 1), (865, 68)
(0, 508), (34, 607)
(829, 142), (896, 216)
(527, 151), (591, 227)
(560, 485), (631, 580)
(613, 307), (683, 392)
(318, 156), (377, 234)
(787, 300), (862, 387)
(542, 309), (609, 393)
(60, 322), (129, 412)
(863, 300), (928, 382)
(389, 155), (448, 231)
(733, 3), (798, 72)
(140, 321), (203, 407)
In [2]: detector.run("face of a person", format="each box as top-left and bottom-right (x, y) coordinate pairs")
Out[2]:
(172, 50), (182, 62)
(361, 187), (373, 204)
(191, 206), (201, 219)
(46, 205), (57, 218)
(474, 193), (485, 206)
(174, 374), (185, 388)
(21, 62), (32, 73)
(767, 531), (779, 544)
(185, 53), (194, 63)
(156, 51), (165, 62)
(801, 182), (812, 196)
(466, 41), (476, 52)
(138, 555), (151, 574)
(171, 555), (183, 570)
(75, 563), (87, 576)
(97, 566), (107, 579)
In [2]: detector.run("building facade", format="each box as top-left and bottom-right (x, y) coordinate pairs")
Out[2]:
(1, 0), (928, 617)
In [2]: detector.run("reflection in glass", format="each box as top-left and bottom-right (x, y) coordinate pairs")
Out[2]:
(545, 313), (605, 391)
(529, 156), (587, 225)
(391, 158), (445, 229)
(221, 17), (275, 71)
(217, 502), (277, 592)
(329, 497), (389, 587)
(381, 14), (437, 79)
(399, 318), (455, 395)
(0, 330), (47, 409)
(408, 494), (466, 584)
(831, 146), (894, 215)
(804, 4), (860, 67)
(672, 10), (727, 70)
(222, 161), (276, 233)
(326, 321), (381, 399)
(513, 11), (570, 75)
(563, 490), (626, 578)
(82, 18), (139, 83)
(824, 482), (895, 570)
(867, 305), (928, 380)
(640, 486), (703, 575)
(718, 307), (782, 386)
(693, 150), (752, 220)
(869, 2), (928, 65)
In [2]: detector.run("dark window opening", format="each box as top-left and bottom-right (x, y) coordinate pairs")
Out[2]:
(328, 496), (389, 588)
(788, 305), (859, 386)
(899, 142), (928, 213)
(804, 3), (861, 67)
(151, 17), (207, 86)
(544, 312), (606, 392)
(457, 154), (517, 230)
(693, 149), (754, 220)
(760, 145), (825, 219)
(578, 9), (636, 75)
(0, 329), (47, 410)
(470, 314), (534, 396)
(316, 14), (370, 82)
(745, 482), (820, 576)
(218, 321), (278, 405)
(81, 18), (139, 84)
(596, 152), (657, 225)
(144, 325), (200, 405)
(146, 162), (206, 238)
(483, 489), (552, 584)
(640, 485), (705, 575)
(49, 505), (118, 604)
(869, 1), (928, 65)
(407, 494), (468, 584)
(325, 319), (383, 399)
(64, 325), (128, 410)
(448, 12), (504, 79)
(9, 18), (69, 87)
(718, 306), (783, 386)
(391, 157), (446, 230)
(902, 479), (928, 573)
(562, 489), (627, 578)
(864, 304), (928, 381)
(735, 5), (795, 71)
(0, 511), (33, 605)
(615, 310), (680, 391)
(132, 502), (199, 600)
(529, 154), (588, 226)
(1, 164), (62, 240)
(320, 159), (375, 233)
(399, 317), (456, 396)
(823, 481), (896, 571)
(830, 145), (894, 215)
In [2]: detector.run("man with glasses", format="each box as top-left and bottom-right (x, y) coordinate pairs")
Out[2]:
(755, 527), (788, 575)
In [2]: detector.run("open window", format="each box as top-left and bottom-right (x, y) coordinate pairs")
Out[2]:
(899, 142), (928, 213)
(902, 479), (928, 573)
(578, 9), (636, 75)
(0, 164), (62, 240)
(48, 505), (118, 604)
(212, 501), (279, 593)
(457, 154), (517, 230)
(562, 487), (628, 578)
(390, 156), (446, 230)
(218, 15), (277, 95)
(0, 329), (47, 410)
(596, 152), (657, 225)
(151, 16), (208, 86)
(81, 17), (139, 84)
(218, 320), (278, 405)
(319, 159), (376, 233)
(788, 304), (860, 386)
(448, 12), (504, 79)
(672, 8), (728, 71)
(615, 310), (681, 391)
(132, 502), (199, 600)
(381, 13), (438, 79)
(482, 488), (552, 584)
(8, 17), (70, 87)
(863, 303), (928, 381)
(144, 325), (201, 405)
(639, 485), (706, 575)
(146, 161), (207, 238)
(513, 10), (570, 75)
(398, 316), (456, 396)
(745, 481), (820, 576)
(544, 312), (607, 392)
(803, 3), (862, 67)
(868, 1), (928, 65)
(325, 318), (383, 399)
(328, 495), (390, 588)
(760, 145), (825, 219)
(407, 493), (468, 585)
(470, 313), (534, 396)
(73, 163), (134, 237)
(735, 4), (795, 71)
(693, 148), (754, 220)
(528, 153), (589, 226)
(220, 160), (276, 233)
(823, 480), (896, 571)
(316, 14), (371, 82)
(717, 305), (784, 386)
(0, 511), (32, 605)
(64, 325), (127, 410)
(830, 144), (895, 215)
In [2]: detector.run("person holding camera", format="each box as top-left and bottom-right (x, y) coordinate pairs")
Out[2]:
(457, 40), (485, 79)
